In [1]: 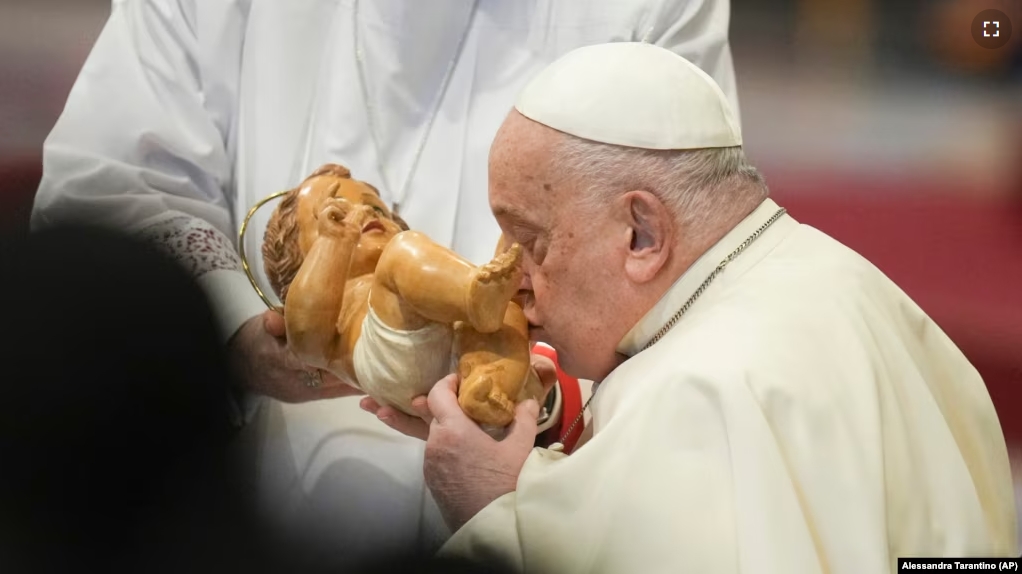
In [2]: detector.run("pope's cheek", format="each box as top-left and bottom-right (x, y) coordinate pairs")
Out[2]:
(534, 282), (561, 320)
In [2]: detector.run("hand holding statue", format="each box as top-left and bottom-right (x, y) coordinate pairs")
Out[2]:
(422, 374), (542, 531)
(360, 353), (560, 530)
(360, 352), (560, 440)
(228, 310), (364, 403)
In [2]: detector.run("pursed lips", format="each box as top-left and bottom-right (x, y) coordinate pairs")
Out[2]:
(362, 220), (386, 233)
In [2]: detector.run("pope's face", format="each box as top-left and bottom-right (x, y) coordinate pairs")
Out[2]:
(489, 113), (628, 381)
(295, 175), (402, 275)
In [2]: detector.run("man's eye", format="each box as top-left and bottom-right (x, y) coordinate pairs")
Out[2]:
(511, 229), (535, 245)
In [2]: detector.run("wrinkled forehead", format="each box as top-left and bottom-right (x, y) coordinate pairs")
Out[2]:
(488, 112), (563, 224)
(489, 111), (547, 171)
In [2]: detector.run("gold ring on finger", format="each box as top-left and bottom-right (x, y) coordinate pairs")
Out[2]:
(303, 369), (323, 388)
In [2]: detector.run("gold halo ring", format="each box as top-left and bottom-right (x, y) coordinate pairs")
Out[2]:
(237, 190), (290, 313)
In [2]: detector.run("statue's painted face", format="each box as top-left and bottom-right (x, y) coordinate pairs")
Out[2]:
(294, 173), (403, 276)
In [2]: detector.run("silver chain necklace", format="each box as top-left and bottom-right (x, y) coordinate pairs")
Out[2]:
(557, 207), (788, 447)
(352, 0), (479, 215)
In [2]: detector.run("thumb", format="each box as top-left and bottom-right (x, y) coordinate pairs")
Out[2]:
(263, 309), (287, 339)
(426, 374), (464, 424)
(530, 354), (559, 395)
(506, 399), (540, 446)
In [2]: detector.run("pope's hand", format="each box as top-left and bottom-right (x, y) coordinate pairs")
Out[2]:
(423, 374), (539, 531)
(227, 310), (364, 403)
(359, 353), (560, 440)
(359, 394), (434, 440)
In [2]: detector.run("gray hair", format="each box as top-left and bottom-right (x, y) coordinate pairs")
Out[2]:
(555, 135), (768, 237)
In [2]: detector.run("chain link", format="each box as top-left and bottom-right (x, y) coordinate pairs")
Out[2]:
(640, 207), (787, 351)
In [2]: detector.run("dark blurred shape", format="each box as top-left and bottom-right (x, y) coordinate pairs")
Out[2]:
(0, 224), (248, 572)
(793, 0), (876, 74)
(0, 224), (513, 573)
(0, 155), (42, 234)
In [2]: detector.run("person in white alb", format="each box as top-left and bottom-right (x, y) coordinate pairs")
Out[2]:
(30, 0), (742, 565)
(377, 42), (1020, 572)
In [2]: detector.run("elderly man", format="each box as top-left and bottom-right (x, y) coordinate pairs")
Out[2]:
(371, 42), (1020, 572)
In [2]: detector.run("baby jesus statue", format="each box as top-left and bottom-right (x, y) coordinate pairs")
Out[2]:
(261, 163), (546, 430)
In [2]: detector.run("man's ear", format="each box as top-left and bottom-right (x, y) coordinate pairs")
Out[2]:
(622, 190), (672, 283)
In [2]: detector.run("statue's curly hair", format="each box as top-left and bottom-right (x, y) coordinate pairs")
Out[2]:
(262, 185), (303, 304)
(261, 163), (408, 303)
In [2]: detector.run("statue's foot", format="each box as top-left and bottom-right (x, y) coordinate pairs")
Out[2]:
(465, 243), (523, 333)
(459, 367), (516, 427)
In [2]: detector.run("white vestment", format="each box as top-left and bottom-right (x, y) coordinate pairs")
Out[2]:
(440, 198), (1020, 573)
(30, 0), (740, 563)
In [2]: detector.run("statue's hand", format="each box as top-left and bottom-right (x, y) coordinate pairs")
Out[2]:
(318, 199), (374, 240)
(343, 203), (374, 229)
(318, 198), (353, 235)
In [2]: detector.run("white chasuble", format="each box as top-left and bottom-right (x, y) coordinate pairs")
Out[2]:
(439, 198), (1019, 573)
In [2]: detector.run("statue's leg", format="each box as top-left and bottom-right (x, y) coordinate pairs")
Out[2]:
(369, 231), (522, 334)
(454, 302), (540, 428)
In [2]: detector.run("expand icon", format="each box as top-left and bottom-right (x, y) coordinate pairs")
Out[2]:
(972, 9), (1012, 49)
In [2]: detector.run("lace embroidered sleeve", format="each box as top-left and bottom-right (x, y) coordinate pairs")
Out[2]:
(136, 214), (243, 279)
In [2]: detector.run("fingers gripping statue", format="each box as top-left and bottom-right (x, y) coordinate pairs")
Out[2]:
(261, 164), (544, 429)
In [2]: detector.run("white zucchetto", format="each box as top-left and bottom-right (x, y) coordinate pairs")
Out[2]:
(515, 42), (742, 150)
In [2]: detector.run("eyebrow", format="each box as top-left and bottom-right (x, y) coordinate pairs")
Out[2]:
(361, 190), (387, 206)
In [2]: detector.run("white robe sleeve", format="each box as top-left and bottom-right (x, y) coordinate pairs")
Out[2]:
(439, 372), (827, 574)
(643, 0), (741, 124)
(31, 0), (263, 341)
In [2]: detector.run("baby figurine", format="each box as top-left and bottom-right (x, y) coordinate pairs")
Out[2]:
(261, 163), (544, 428)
